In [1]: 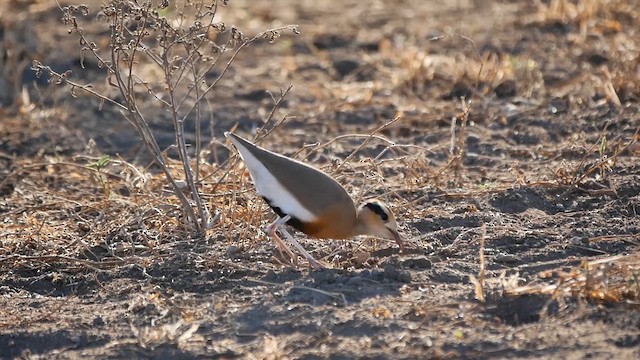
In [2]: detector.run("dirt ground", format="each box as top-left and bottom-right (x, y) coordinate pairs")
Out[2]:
(1, 0), (640, 358)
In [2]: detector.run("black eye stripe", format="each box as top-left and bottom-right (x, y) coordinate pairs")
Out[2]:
(365, 202), (389, 221)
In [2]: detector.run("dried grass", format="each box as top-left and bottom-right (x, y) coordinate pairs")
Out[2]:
(380, 39), (544, 101)
(505, 253), (640, 307)
(469, 224), (487, 302)
(534, 0), (635, 29)
(0, 0), (639, 358)
(0, 156), (190, 273)
(0, 118), (429, 273)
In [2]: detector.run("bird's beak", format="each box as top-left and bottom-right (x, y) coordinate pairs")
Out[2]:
(388, 228), (404, 253)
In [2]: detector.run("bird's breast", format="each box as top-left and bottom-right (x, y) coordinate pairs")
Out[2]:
(300, 204), (358, 239)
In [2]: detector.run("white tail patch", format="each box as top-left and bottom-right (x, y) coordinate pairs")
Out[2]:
(227, 134), (317, 222)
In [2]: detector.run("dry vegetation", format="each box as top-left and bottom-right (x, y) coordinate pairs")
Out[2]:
(1, 0), (639, 358)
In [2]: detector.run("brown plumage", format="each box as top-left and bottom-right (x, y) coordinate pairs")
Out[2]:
(226, 132), (403, 268)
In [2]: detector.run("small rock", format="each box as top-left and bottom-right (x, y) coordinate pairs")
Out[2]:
(586, 53), (608, 66)
(383, 265), (412, 283)
(353, 251), (371, 266)
(262, 270), (278, 282)
(570, 236), (584, 245)
(494, 80), (517, 98)
(225, 245), (240, 256)
(312, 34), (350, 49)
(333, 59), (360, 78)
(401, 257), (432, 269)
(444, 81), (472, 100)
(236, 89), (270, 101)
(93, 316), (105, 327)
(495, 254), (518, 263)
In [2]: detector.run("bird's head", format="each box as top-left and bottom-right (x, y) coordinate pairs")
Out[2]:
(356, 199), (403, 251)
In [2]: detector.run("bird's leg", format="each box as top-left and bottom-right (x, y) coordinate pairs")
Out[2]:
(266, 215), (323, 269)
(266, 216), (298, 265)
(278, 226), (323, 270)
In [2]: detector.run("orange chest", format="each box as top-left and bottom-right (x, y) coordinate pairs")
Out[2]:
(298, 214), (357, 240)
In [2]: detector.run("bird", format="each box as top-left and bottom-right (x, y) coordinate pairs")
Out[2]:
(225, 131), (403, 269)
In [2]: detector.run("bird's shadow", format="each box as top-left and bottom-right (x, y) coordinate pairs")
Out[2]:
(229, 264), (418, 340)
